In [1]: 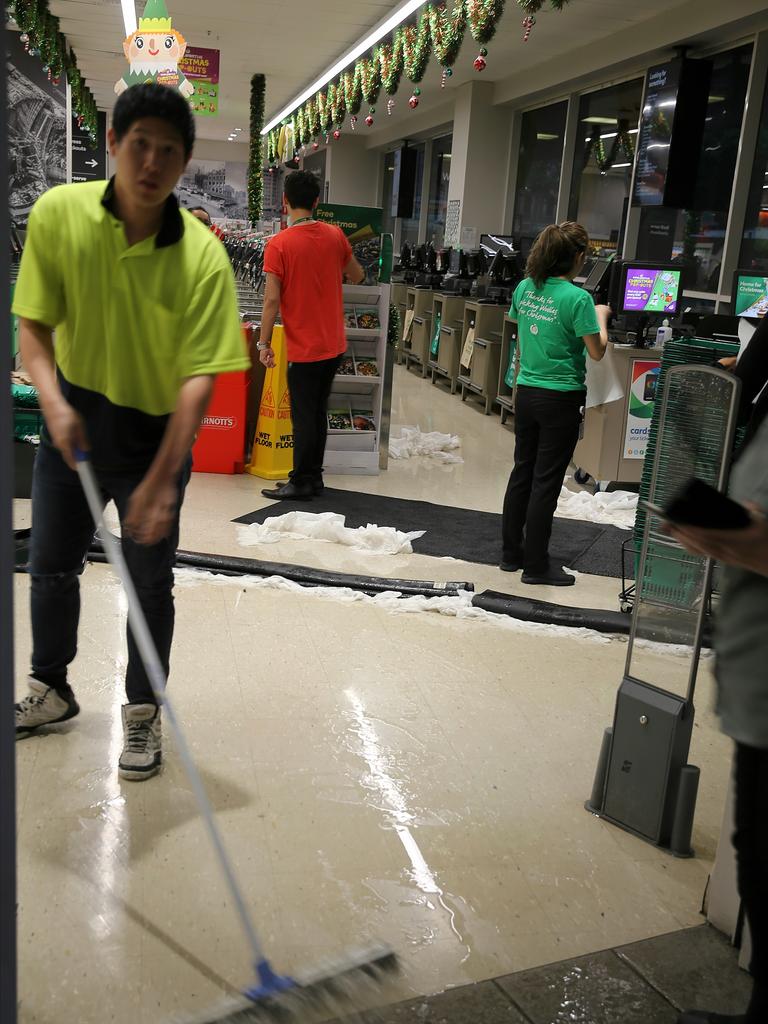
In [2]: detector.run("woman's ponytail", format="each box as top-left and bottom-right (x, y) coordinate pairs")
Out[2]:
(525, 222), (590, 288)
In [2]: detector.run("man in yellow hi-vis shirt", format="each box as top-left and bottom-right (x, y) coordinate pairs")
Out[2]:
(12, 84), (249, 780)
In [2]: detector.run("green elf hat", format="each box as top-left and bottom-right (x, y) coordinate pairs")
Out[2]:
(139, 0), (172, 32)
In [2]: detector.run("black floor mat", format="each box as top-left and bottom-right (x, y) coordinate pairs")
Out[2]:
(234, 489), (627, 579)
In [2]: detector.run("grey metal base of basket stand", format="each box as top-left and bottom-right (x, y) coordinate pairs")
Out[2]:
(587, 364), (741, 858)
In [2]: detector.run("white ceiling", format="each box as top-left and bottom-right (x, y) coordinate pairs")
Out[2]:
(41, 0), (768, 148)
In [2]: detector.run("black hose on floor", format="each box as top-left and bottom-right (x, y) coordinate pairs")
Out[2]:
(472, 590), (630, 635)
(87, 541), (475, 598)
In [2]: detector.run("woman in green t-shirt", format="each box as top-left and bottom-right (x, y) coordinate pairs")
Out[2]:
(501, 222), (610, 586)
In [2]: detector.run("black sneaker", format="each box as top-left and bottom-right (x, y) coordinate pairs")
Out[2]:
(15, 678), (80, 739)
(521, 566), (576, 587)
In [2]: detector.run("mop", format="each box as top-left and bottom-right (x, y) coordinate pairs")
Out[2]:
(75, 454), (398, 1022)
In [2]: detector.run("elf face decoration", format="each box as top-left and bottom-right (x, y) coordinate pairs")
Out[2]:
(115, 0), (194, 98)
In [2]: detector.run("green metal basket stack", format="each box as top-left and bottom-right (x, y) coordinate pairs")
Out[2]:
(632, 337), (740, 590)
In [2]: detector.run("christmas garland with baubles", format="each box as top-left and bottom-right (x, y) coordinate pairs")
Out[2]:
(9, 0), (99, 144)
(267, 0), (572, 164)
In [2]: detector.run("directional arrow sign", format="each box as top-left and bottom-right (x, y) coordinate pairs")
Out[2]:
(71, 111), (106, 183)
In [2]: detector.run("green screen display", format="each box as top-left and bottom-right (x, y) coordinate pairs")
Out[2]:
(735, 275), (768, 318)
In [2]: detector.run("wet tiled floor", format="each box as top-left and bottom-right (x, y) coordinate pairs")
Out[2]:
(344, 925), (751, 1023)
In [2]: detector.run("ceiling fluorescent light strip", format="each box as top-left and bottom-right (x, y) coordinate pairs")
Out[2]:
(121, 0), (137, 36)
(262, 0), (425, 135)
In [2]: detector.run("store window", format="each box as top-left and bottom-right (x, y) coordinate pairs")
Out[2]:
(568, 79), (644, 254)
(637, 45), (753, 293)
(399, 143), (426, 248)
(426, 134), (452, 247)
(740, 51), (768, 274)
(513, 101), (568, 255)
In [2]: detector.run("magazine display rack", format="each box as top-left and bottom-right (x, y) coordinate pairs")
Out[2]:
(324, 283), (391, 475)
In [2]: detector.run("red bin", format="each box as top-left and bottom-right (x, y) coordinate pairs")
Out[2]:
(192, 370), (248, 474)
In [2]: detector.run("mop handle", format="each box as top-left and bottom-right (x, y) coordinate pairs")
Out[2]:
(75, 454), (266, 967)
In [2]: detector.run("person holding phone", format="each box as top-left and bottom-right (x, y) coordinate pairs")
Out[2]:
(501, 222), (610, 586)
(666, 418), (768, 1024)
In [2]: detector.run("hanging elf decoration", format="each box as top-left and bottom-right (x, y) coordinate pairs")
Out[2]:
(115, 0), (193, 97)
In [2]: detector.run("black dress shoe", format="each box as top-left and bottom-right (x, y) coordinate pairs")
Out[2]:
(499, 560), (522, 572)
(261, 481), (313, 501)
(521, 566), (576, 587)
(312, 479), (325, 496)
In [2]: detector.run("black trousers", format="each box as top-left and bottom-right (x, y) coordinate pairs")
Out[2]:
(29, 442), (189, 705)
(734, 742), (768, 1021)
(287, 355), (342, 486)
(502, 385), (585, 573)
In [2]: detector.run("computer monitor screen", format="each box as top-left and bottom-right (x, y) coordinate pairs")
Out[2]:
(582, 258), (612, 294)
(621, 265), (682, 316)
(479, 234), (516, 258)
(732, 272), (768, 319)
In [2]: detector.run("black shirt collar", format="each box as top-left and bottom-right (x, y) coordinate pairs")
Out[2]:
(101, 177), (185, 249)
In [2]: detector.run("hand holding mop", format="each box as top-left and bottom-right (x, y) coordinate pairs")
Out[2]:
(75, 454), (398, 1021)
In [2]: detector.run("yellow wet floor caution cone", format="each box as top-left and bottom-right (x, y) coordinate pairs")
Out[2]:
(246, 325), (294, 480)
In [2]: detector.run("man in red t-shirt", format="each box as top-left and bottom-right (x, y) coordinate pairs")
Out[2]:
(258, 171), (364, 500)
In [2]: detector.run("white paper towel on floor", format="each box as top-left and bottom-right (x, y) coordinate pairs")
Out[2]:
(389, 425), (463, 463)
(557, 486), (637, 530)
(237, 511), (425, 554)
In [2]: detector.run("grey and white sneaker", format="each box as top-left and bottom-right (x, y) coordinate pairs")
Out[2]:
(15, 678), (80, 739)
(119, 703), (162, 781)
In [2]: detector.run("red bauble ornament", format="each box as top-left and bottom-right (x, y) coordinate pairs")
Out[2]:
(473, 54), (487, 72)
(522, 15), (536, 42)
(312, 141), (320, 150)
(333, 128), (341, 140)
(408, 95), (419, 109)
(365, 115), (374, 127)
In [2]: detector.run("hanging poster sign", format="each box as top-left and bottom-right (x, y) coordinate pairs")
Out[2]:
(71, 111), (107, 183)
(115, 0), (194, 99)
(179, 46), (220, 116)
(316, 203), (383, 285)
(179, 47), (219, 82)
(624, 359), (661, 459)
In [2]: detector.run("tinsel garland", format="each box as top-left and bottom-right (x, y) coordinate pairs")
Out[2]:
(584, 118), (635, 173)
(11, 0), (98, 142)
(402, 10), (432, 83)
(248, 74), (265, 223)
(387, 304), (401, 347)
(268, 0), (574, 158)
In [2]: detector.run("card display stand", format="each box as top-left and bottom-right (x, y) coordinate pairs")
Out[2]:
(457, 302), (506, 415)
(497, 315), (518, 425)
(429, 294), (467, 395)
(325, 283), (391, 475)
(403, 287), (435, 377)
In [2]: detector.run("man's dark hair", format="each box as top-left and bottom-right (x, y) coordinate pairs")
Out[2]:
(188, 206), (211, 223)
(284, 170), (320, 211)
(112, 83), (196, 158)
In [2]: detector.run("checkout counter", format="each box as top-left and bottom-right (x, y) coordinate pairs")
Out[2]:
(573, 341), (663, 486)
